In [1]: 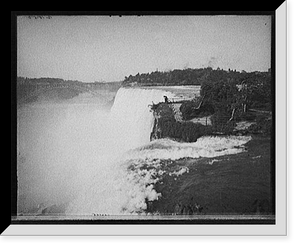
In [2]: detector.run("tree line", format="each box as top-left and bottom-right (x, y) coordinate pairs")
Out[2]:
(16, 77), (122, 103)
(122, 67), (271, 87)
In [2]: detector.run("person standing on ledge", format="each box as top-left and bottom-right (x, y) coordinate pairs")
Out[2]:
(164, 96), (169, 103)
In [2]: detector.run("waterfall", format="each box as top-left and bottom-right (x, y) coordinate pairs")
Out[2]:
(109, 87), (173, 152)
(64, 87), (174, 215)
(18, 87), (251, 217)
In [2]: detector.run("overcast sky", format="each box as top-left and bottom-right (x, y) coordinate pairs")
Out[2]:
(17, 15), (271, 82)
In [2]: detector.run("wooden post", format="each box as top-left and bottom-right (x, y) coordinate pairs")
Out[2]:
(228, 108), (236, 123)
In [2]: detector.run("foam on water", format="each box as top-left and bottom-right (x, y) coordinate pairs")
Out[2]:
(127, 136), (252, 161)
(17, 87), (251, 216)
(65, 88), (174, 215)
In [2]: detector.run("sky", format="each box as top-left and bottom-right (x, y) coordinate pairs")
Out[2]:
(17, 15), (271, 82)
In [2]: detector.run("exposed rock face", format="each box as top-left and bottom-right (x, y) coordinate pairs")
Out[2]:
(150, 102), (213, 143)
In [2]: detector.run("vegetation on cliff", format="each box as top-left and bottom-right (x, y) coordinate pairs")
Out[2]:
(151, 100), (271, 143)
(150, 103), (213, 142)
(149, 67), (272, 142)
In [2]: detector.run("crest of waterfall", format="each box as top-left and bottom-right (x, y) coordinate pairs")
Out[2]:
(109, 87), (174, 152)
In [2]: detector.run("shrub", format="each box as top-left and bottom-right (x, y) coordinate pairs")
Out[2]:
(256, 117), (272, 134)
(211, 111), (230, 125)
(211, 111), (235, 133)
(180, 99), (215, 121)
(156, 118), (213, 142)
(180, 100), (196, 120)
(247, 123), (262, 134)
(197, 102), (215, 117)
(237, 111), (256, 122)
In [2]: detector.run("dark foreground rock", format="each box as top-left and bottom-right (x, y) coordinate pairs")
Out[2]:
(146, 135), (273, 216)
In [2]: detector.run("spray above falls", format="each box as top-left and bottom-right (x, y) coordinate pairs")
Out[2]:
(17, 87), (251, 216)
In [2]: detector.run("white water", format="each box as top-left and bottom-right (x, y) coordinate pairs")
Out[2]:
(109, 88), (172, 152)
(17, 87), (251, 216)
(66, 88), (174, 215)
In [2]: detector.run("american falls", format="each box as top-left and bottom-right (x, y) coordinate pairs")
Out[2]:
(17, 87), (251, 216)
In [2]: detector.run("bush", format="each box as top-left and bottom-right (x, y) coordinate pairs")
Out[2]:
(211, 111), (230, 125)
(180, 99), (215, 120)
(156, 103), (176, 122)
(256, 117), (272, 134)
(247, 116), (272, 135)
(250, 101), (271, 111)
(211, 111), (235, 133)
(237, 111), (256, 122)
(180, 100), (196, 120)
(197, 102), (215, 117)
(247, 123), (262, 134)
(156, 119), (212, 142)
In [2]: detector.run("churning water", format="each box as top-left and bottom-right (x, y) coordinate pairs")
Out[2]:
(17, 87), (251, 216)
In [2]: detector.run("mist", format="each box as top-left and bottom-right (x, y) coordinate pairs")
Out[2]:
(17, 88), (172, 215)
(17, 88), (251, 216)
(17, 94), (114, 214)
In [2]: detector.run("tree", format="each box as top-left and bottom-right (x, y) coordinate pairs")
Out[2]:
(200, 80), (240, 123)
